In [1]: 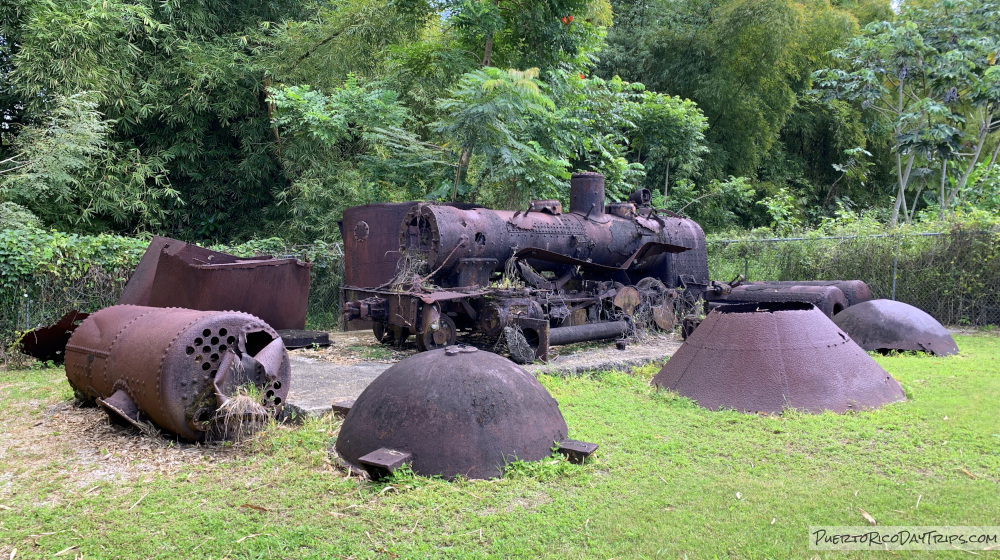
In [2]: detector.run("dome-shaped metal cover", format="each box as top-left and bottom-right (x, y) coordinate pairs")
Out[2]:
(652, 302), (905, 414)
(335, 346), (569, 480)
(832, 299), (958, 356)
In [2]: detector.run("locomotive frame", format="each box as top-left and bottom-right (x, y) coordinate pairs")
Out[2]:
(339, 173), (729, 362)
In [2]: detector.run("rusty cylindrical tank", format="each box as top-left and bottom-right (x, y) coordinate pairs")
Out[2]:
(65, 305), (291, 441)
(335, 346), (573, 480)
(717, 284), (849, 318)
(652, 302), (906, 414)
(398, 184), (705, 283)
(568, 172), (606, 218)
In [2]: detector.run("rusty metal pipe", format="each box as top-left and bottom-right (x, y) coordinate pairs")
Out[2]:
(548, 320), (628, 346)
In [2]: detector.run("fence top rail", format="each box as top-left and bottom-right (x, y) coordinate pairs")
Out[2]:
(706, 231), (1000, 245)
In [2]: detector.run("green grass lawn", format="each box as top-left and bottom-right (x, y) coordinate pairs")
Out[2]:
(1, 334), (998, 559)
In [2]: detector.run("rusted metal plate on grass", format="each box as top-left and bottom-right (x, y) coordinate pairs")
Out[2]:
(652, 302), (905, 414)
(832, 299), (959, 356)
(335, 345), (576, 480)
(65, 305), (290, 441)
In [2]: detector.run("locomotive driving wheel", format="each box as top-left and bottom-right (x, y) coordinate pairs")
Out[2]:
(373, 322), (409, 347)
(417, 315), (457, 351)
(636, 277), (676, 331)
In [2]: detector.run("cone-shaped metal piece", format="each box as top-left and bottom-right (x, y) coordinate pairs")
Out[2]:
(335, 345), (570, 480)
(832, 299), (958, 356)
(652, 302), (905, 414)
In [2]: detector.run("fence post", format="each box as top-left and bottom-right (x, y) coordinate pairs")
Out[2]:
(890, 236), (899, 301)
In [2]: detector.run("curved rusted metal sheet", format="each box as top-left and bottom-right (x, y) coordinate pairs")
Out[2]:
(119, 236), (311, 330)
(18, 310), (88, 363)
(65, 305), (290, 441)
(335, 346), (571, 480)
(652, 302), (905, 414)
(832, 299), (959, 356)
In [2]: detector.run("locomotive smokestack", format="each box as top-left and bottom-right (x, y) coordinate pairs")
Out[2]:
(569, 172), (605, 219)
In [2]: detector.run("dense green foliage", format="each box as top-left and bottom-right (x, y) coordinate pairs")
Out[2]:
(1, 0), (999, 240)
(0, 227), (342, 349)
(814, 0), (1000, 226)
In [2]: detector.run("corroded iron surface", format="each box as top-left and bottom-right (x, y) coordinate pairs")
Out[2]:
(18, 310), (88, 363)
(832, 299), (959, 356)
(755, 280), (873, 307)
(652, 302), (905, 414)
(119, 236), (311, 330)
(340, 202), (420, 291)
(335, 346), (570, 479)
(719, 284), (849, 317)
(341, 173), (705, 360)
(65, 305), (290, 441)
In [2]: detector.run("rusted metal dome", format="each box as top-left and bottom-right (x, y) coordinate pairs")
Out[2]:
(335, 346), (574, 480)
(652, 302), (905, 414)
(832, 299), (958, 356)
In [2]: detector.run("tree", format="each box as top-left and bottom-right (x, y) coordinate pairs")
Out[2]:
(1, 0), (299, 238)
(815, 0), (1000, 225)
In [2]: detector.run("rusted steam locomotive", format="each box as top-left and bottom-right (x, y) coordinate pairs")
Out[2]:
(340, 173), (734, 362)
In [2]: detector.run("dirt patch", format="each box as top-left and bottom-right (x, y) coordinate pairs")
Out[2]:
(290, 328), (681, 373)
(0, 399), (245, 492)
(291, 330), (413, 364)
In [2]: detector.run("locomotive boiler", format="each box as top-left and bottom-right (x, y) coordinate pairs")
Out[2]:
(341, 173), (727, 362)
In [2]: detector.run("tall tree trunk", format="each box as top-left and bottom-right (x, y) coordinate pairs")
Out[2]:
(907, 181), (924, 224)
(946, 112), (993, 207)
(481, 0), (500, 67)
(663, 160), (670, 197)
(452, 147), (472, 202)
(939, 159), (948, 221)
(891, 152), (914, 228)
(482, 36), (494, 67)
(890, 82), (907, 228)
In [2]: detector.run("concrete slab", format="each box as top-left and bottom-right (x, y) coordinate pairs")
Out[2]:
(282, 356), (389, 419)
(282, 333), (682, 419)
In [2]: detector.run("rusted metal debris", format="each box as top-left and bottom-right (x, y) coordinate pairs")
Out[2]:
(761, 280), (873, 307)
(832, 299), (959, 356)
(716, 283), (849, 318)
(18, 310), (89, 363)
(276, 329), (331, 349)
(335, 345), (597, 480)
(652, 302), (906, 414)
(65, 305), (291, 441)
(341, 173), (710, 360)
(118, 236), (311, 330)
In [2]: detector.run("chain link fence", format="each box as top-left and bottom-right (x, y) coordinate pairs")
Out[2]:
(707, 231), (1000, 327)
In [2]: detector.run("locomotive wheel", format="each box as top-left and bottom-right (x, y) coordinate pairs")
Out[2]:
(373, 322), (390, 344)
(637, 278), (675, 331)
(417, 315), (457, 351)
(373, 322), (409, 347)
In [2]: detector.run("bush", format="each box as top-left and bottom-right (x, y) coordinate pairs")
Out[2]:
(707, 217), (1000, 326)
